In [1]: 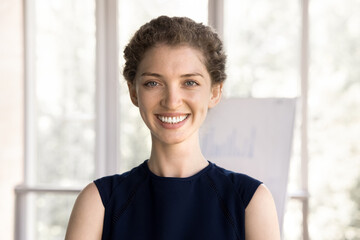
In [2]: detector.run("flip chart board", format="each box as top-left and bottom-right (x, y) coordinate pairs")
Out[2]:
(200, 98), (296, 230)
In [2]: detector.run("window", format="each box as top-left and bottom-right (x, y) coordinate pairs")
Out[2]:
(18, 1), (96, 239)
(308, 0), (360, 238)
(223, 0), (304, 238)
(33, 0), (96, 188)
(224, 0), (300, 99)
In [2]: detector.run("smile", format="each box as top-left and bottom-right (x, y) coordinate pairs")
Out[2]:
(157, 114), (189, 124)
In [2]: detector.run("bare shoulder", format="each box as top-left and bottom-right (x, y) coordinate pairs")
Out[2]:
(65, 182), (104, 240)
(245, 184), (281, 240)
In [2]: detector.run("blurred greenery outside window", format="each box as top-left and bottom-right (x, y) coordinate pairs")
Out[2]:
(223, 0), (302, 239)
(308, 0), (360, 239)
(23, 0), (359, 239)
(27, 1), (96, 240)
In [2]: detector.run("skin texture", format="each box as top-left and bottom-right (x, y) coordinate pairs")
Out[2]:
(65, 183), (104, 240)
(245, 184), (281, 239)
(65, 44), (281, 239)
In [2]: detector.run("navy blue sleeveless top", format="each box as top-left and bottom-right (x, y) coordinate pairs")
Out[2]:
(94, 160), (261, 240)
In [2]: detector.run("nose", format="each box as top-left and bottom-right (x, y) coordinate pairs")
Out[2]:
(160, 85), (182, 110)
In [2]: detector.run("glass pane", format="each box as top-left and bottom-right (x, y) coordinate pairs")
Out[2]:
(283, 199), (303, 240)
(118, 0), (208, 173)
(34, 0), (96, 185)
(224, 0), (300, 98)
(224, 1), (302, 238)
(309, 0), (360, 239)
(28, 193), (78, 240)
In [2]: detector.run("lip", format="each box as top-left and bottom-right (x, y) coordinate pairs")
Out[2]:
(155, 113), (190, 129)
(156, 113), (189, 117)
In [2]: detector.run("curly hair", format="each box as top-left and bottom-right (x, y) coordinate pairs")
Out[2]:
(123, 16), (226, 85)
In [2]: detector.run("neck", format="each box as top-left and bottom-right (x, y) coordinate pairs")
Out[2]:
(148, 133), (208, 178)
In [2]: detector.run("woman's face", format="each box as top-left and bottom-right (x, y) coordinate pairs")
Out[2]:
(128, 44), (222, 145)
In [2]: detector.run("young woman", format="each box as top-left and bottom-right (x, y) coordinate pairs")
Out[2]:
(65, 16), (280, 240)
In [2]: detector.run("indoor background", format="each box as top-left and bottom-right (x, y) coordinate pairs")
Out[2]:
(0, 0), (359, 239)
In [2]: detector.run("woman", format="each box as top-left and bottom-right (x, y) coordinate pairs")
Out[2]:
(65, 16), (280, 240)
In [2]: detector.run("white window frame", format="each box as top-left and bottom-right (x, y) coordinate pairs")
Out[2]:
(299, 0), (310, 239)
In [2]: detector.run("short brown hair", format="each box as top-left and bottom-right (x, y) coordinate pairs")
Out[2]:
(123, 16), (226, 85)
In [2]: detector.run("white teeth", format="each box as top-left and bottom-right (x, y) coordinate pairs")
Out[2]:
(158, 115), (188, 124)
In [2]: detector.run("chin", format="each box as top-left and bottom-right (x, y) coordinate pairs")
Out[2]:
(150, 133), (186, 146)
(160, 137), (186, 146)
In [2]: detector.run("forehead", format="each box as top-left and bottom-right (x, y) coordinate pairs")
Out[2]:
(137, 44), (208, 76)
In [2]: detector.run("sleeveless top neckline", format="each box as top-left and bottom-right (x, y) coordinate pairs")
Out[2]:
(94, 160), (262, 240)
(142, 159), (213, 182)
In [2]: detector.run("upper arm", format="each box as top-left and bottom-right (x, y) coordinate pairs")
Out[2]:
(65, 182), (105, 240)
(245, 184), (281, 240)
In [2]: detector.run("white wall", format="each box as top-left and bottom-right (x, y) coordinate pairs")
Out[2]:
(0, 1), (24, 239)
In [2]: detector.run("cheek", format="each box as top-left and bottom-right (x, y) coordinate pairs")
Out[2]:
(137, 89), (154, 106)
(137, 90), (159, 119)
(138, 99), (152, 117)
(137, 103), (147, 122)
(188, 91), (212, 112)
(138, 103), (153, 130)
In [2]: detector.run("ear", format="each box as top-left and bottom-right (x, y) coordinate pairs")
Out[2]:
(208, 83), (223, 109)
(127, 81), (139, 107)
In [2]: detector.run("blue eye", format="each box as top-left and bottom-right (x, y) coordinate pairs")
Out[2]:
(144, 81), (158, 87)
(185, 80), (198, 86)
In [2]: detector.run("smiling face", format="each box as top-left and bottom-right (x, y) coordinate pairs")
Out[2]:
(128, 44), (222, 146)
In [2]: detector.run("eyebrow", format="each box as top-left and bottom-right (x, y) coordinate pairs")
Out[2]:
(140, 72), (204, 78)
(180, 73), (204, 78)
(140, 72), (162, 77)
